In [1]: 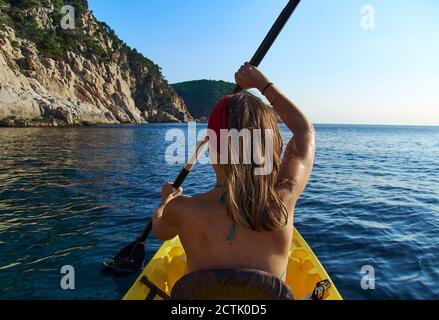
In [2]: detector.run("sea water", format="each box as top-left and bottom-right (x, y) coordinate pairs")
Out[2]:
(0, 124), (438, 299)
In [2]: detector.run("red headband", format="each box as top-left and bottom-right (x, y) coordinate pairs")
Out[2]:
(207, 96), (229, 154)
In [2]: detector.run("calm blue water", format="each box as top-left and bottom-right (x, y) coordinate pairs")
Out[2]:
(0, 124), (438, 300)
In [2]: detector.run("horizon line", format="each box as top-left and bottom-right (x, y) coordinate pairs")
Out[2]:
(312, 123), (439, 127)
(167, 122), (439, 127)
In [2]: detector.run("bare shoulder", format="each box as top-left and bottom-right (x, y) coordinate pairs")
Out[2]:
(276, 178), (298, 200)
(165, 191), (211, 220)
(165, 195), (191, 215)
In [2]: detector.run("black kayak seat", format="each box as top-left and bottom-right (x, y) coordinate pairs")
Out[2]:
(170, 269), (294, 300)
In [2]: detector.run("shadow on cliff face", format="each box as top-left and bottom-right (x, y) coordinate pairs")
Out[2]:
(0, 0), (193, 127)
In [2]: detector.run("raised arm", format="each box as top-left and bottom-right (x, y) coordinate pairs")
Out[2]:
(235, 63), (316, 204)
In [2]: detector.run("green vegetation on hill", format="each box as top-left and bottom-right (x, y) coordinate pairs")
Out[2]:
(2, 0), (96, 59)
(172, 80), (235, 119)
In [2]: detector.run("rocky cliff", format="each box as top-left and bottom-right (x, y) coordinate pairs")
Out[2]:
(0, 0), (192, 126)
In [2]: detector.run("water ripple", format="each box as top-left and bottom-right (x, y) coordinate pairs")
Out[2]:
(0, 124), (438, 299)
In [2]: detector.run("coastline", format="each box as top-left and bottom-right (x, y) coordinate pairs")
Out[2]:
(0, 117), (209, 128)
(1, 119), (435, 129)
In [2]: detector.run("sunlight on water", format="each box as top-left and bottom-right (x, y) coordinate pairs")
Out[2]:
(0, 124), (438, 299)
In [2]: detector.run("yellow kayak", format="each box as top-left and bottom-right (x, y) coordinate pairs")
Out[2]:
(123, 227), (342, 300)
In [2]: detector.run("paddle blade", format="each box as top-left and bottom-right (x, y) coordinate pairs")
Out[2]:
(102, 240), (145, 277)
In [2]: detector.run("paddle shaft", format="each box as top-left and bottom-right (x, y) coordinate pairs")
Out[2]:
(232, 0), (301, 94)
(138, 0), (301, 243)
(137, 137), (208, 242)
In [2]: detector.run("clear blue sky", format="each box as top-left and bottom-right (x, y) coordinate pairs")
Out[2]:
(89, 0), (439, 125)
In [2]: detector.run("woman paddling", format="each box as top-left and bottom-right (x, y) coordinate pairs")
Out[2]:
(153, 63), (315, 286)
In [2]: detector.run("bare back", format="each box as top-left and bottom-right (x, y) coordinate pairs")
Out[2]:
(173, 188), (294, 276)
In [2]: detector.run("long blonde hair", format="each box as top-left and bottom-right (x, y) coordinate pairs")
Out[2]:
(223, 93), (288, 232)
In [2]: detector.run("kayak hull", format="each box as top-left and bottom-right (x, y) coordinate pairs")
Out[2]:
(123, 227), (342, 300)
